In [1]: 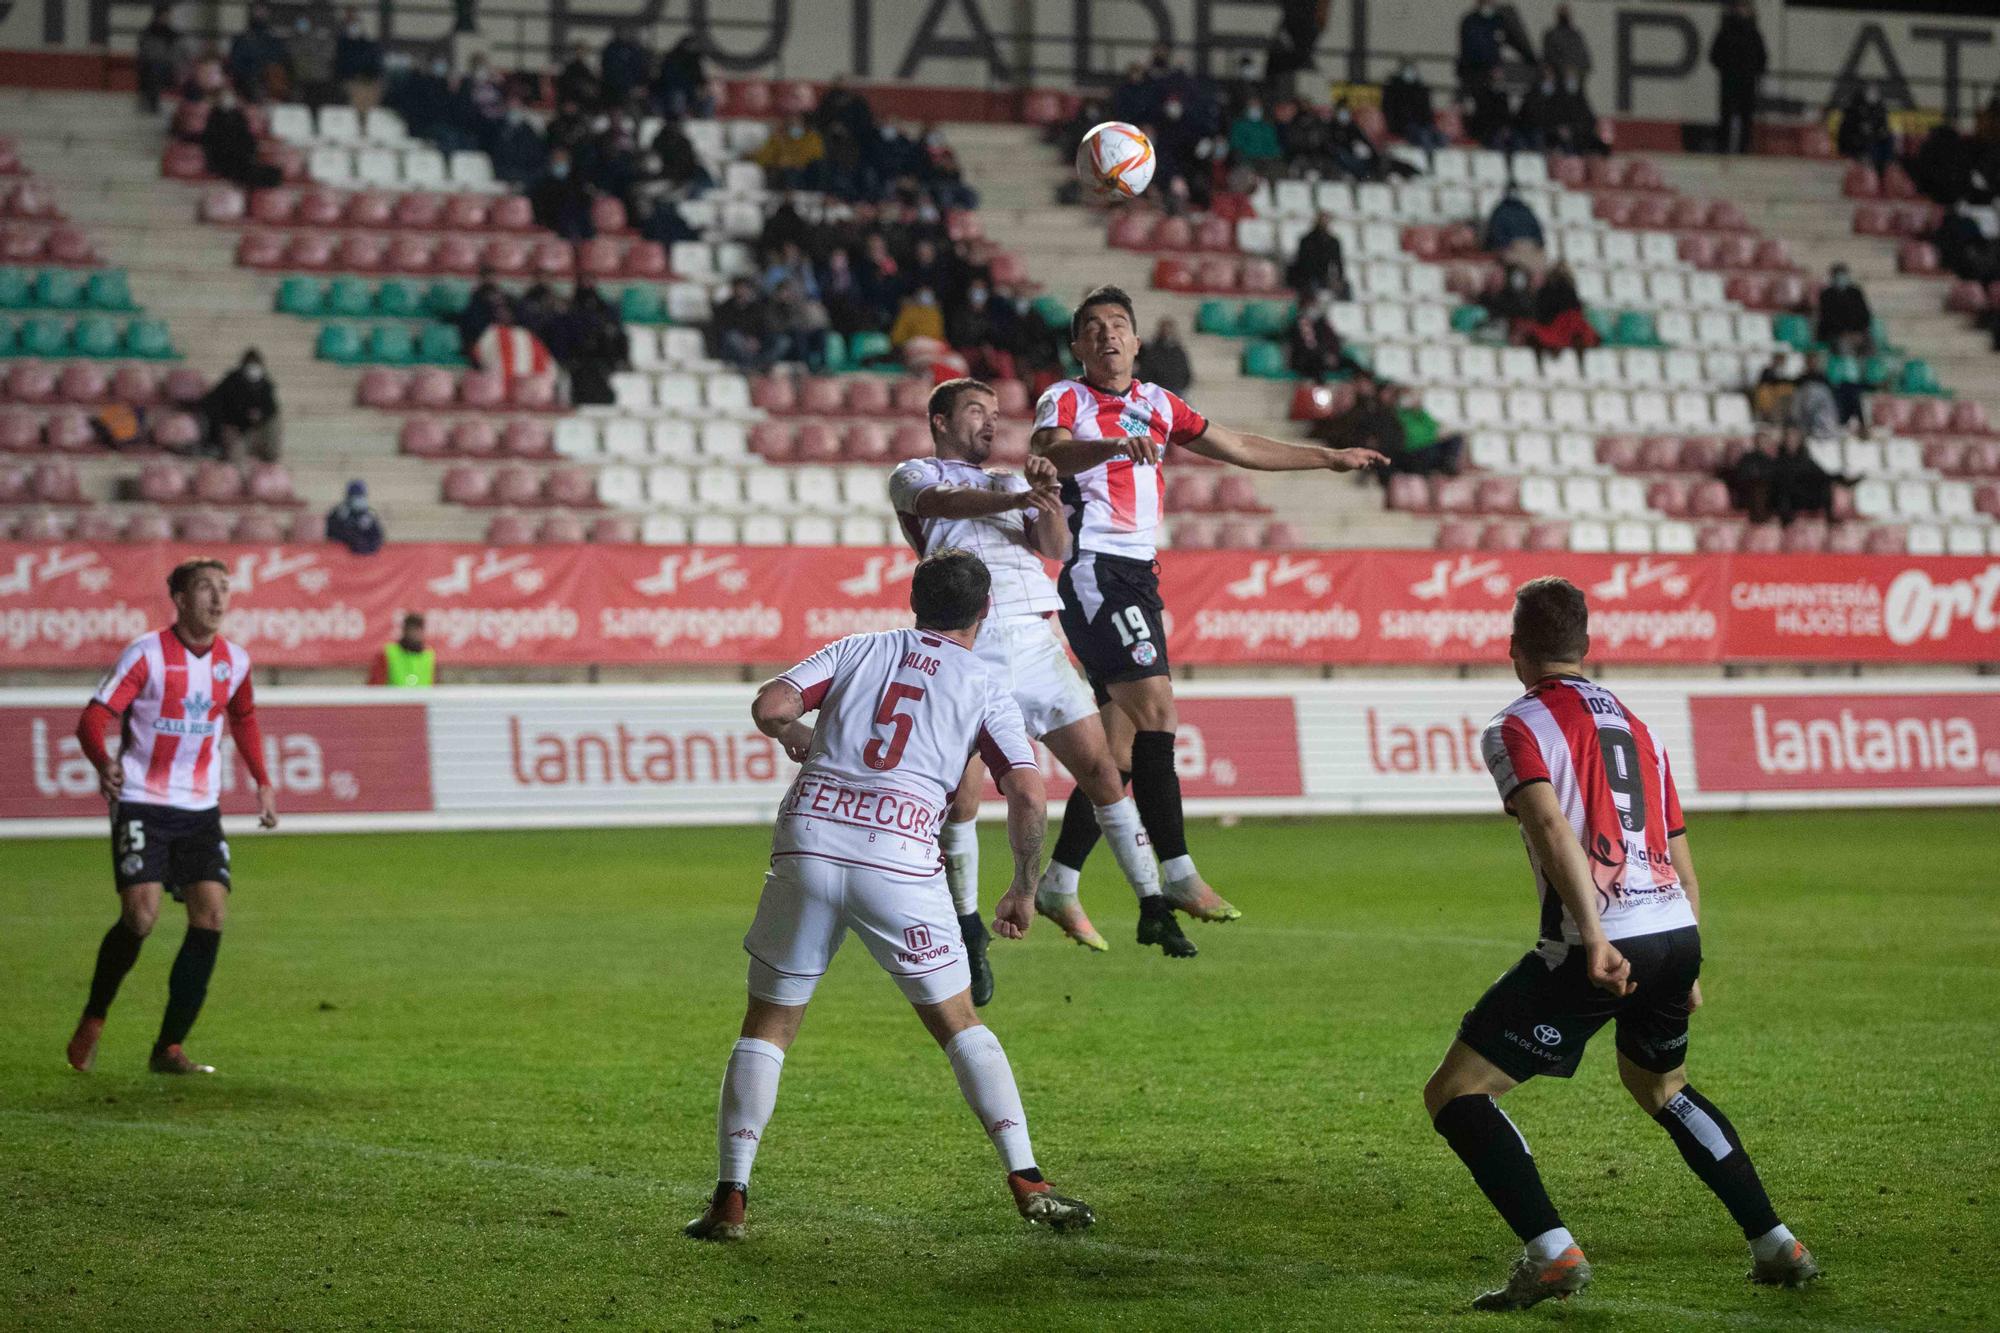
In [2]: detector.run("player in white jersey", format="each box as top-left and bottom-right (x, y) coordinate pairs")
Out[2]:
(1030, 285), (1385, 933)
(889, 378), (1194, 996)
(67, 558), (280, 1077)
(685, 549), (1095, 1242)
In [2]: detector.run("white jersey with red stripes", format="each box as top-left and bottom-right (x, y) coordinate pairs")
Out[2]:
(1480, 674), (1695, 945)
(1032, 377), (1210, 562)
(887, 456), (1062, 619)
(92, 628), (256, 812)
(773, 628), (1037, 878)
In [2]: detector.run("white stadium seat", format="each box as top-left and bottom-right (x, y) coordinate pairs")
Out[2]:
(646, 466), (692, 507)
(650, 420), (698, 461)
(641, 514), (689, 545)
(596, 466), (643, 507)
(692, 514), (740, 545)
(741, 514), (788, 546)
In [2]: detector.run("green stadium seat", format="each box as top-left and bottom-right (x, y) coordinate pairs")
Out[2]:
(1869, 317), (1899, 357)
(424, 280), (472, 318)
(85, 270), (135, 311)
(1241, 340), (1293, 379)
(848, 331), (892, 365)
(618, 285), (666, 323)
(1897, 358), (1940, 395)
(1615, 310), (1657, 347)
(1826, 354), (1860, 387)
(73, 316), (122, 357)
(820, 330), (851, 374)
(1196, 300), (1240, 336)
(20, 316), (69, 357)
(0, 319), (17, 356)
(369, 324), (417, 365)
(1032, 294), (1069, 329)
(1861, 354), (1893, 388)
(1772, 313), (1811, 350)
(32, 268), (85, 310)
(316, 323), (365, 363)
(375, 280), (421, 318)
(1451, 304), (1489, 335)
(418, 323), (463, 364)
(327, 276), (373, 318)
(1240, 301), (1293, 339)
(275, 275), (324, 317)
(0, 269), (29, 309)
(125, 319), (174, 359)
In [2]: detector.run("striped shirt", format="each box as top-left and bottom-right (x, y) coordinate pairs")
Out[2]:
(91, 629), (259, 812)
(887, 456), (1062, 619)
(1032, 377), (1209, 562)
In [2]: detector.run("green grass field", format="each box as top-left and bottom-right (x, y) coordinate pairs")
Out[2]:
(3, 809), (1997, 1331)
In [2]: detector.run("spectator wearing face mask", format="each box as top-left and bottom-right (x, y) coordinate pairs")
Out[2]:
(1836, 83), (1897, 173)
(1327, 98), (1391, 181)
(1229, 99), (1283, 173)
(200, 350), (281, 462)
(649, 116), (714, 194)
(287, 11), (339, 109)
(489, 97), (549, 185)
(1110, 64), (1155, 128)
(711, 279), (775, 371)
(389, 54), (457, 143)
(1289, 294), (1368, 382)
(600, 27), (652, 108)
(227, 3), (286, 101)
(946, 280), (1016, 383)
(753, 114), (826, 190)
(530, 149), (595, 240)
(1483, 263), (1538, 337)
(1384, 63), (1445, 150)
(334, 7), (384, 114)
(1789, 352), (1848, 439)
(652, 33), (711, 119)
(1135, 318), (1193, 395)
(1541, 5), (1591, 83)
(890, 286), (945, 349)
(1516, 68), (1562, 152)
(1814, 264), (1873, 356)
(1548, 71), (1609, 155)
(1224, 53), (1264, 120)
(1461, 67), (1518, 151)
(1287, 213), (1348, 301)
(1457, 0), (1515, 90)
(326, 481), (386, 556)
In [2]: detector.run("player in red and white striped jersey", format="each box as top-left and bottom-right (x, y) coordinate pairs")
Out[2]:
(66, 558), (280, 1077)
(685, 550), (1094, 1242)
(1422, 578), (1817, 1311)
(1030, 285), (1385, 936)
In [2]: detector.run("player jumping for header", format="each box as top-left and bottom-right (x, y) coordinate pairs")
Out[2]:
(67, 557), (280, 1076)
(684, 548), (1093, 1241)
(1424, 576), (1818, 1311)
(1030, 285), (1385, 940)
(891, 377), (1187, 990)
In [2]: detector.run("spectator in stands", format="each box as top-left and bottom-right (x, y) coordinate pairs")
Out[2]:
(759, 241), (818, 301)
(1934, 199), (2000, 284)
(856, 233), (901, 313)
(1135, 318), (1193, 395)
(1813, 264), (1874, 356)
(891, 285), (948, 352)
(201, 88), (282, 188)
(1310, 372), (1403, 459)
(1327, 98), (1393, 180)
(461, 54), (508, 142)
(1222, 53), (1263, 121)
(200, 350), (281, 462)
(1287, 213), (1348, 300)
(652, 33), (712, 118)
(1836, 83), (1896, 172)
(648, 116), (713, 194)
(335, 7), (384, 114)
(457, 271), (507, 356)
(1461, 67), (1517, 151)
(764, 279), (829, 371)
(286, 11), (339, 110)
(1750, 354), (1797, 425)
(1227, 99), (1283, 173)
(1482, 188), (1545, 270)
(816, 249), (870, 336)
(489, 97), (549, 185)
(226, 3), (286, 101)
(512, 283), (564, 346)
(1709, 0), (1767, 154)
(1457, 0), (1508, 89)
(388, 55), (454, 144)
(1482, 263), (1538, 335)
(754, 114), (826, 190)
(1523, 262), (1599, 362)
(369, 614), (438, 684)
(1772, 427), (1848, 525)
(813, 76), (878, 148)
(1386, 382), (1466, 476)
(554, 42), (602, 109)
(1720, 430), (1779, 521)
(136, 5), (182, 115)
(1515, 68), (1562, 151)
(945, 280), (1014, 383)
(1288, 293), (1367, 382)
(550, 283), (627, 404)
(710, 278), (773, 370)
(1542, 5), (1591, 83)
(917, 123), (979, 210)
(1789, 352), (1846, 439)
(326, 480), (385, 556)
(1909, 125), (1983, 208)
(529, 149), (595, 240)
(600, 27), (652, 109)
(1383, 63), (1445, 150)
(1548, 72), (1610, 155)
(1111, 63), (1154, 127)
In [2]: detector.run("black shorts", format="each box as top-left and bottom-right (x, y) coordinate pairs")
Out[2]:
(110, 800), (231, 899)
(1057, 552), (1171, 704)
(1457, 927), (1701, 1082)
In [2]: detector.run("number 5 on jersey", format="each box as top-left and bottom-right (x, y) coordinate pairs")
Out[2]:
(864, 684), (925, 771)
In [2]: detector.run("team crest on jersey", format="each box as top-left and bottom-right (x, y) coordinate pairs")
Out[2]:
(119, 854), (143, 877)
(211, 659), (232, 683)
(1130, 641), (1158, 666)
(1119, 413), (1150, 437)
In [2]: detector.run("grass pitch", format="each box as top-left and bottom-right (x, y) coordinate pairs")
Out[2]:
(2, 809), (1997, 1331)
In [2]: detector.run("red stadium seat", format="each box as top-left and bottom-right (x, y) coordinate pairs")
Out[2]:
(482, 238), (530, 276)
(1479, 520), (1527, 551)
(288, 231), (340, 270)
(1239, 258), (1283, 294)
(165, 367), (210, 405)
(1638, 436), (1683, 471)
(400, 418), (449, 457)
(126, 509), (176, 542)
(1646, 479), (1692, 517)
(890, 423), (931, 461)
(531, 240), (575, 278)
(176, 511), (236, 542)
(994, 379), (1029, 415)
(489, 195), (533, 230)
(793, 423), (841, 462)
(194, 461), (244, 503)
(1022, 89), (1069, 126)
(1155, 217), (1195, 251)
(623, 242), (668, 279)
(202, 187), (248, 223)
(1435, 519), (1481, 550)
(1882, 162), (1916, 199)
(1842, 164), (1880, 198)
(590, 515), (641, 544)
(149, 412), (201, 453)
(1897, 241), (1940, 275)
(1260, 521), (1303, 549)
(1151, 257), (1196, 292)
(0, 410), (37, 452)
(396, 191), (447, 228)
(57, 364), (108, 404)
(1214, 474), (1268, 513)
(1195, 215), (1237, 251)
(7, 363), (59, 404)
(776, 80), (817, 116)
(1680, 437), (1725, 473)
(545, 467), (595, 508)
(1741, 523), (1783, 554)
(1432, 477), (1478, 513)
(800, 377), (847, 415)
(1977, 483), (2000, 518)
(750, 421), (795, 461)
(1108, 213), (1152, 249)
(728, 80), (774, 117)
(591, 197), (627, 234)
(1173, 519), (1218, 549)
(502, 419), (554, 458)
(358, 368), (407, 408)
(1677, 234), (1719, 268)
(513, 374), (563, 412)
(138, 461), (188, 504)
(348, 191), (395, 228)
(1909, 398), (1952, 433)
(1387, 473), (1432, 511)
(108, 366), (159, 407)
(1852, 203), (1894, 237)
(842, 422), (890, 463)
(1697, 522), (1743, 553)
(1214, 519), (1263, 548)
(489, 464), (539, 506)
(1525, 521), (1568, 551)
(845, 377), (892, 417)
(751, 375), (797, 414)
(1962, 441), (2000, 474)
(46, 227), (96, 264)
(1823, 523), (1866, 554)
(1168, 474), (1218, 512)
(1401, 225), (1442, 261)
(283, 508), (323, 543)
(29, 463), (81, 505)
(1690, 480), (1733, 517)
(1923, 440), (1966, 474)
(445, 194), (491, 230)
(450, 419), (499, 456)
(579, 237), (624, 278)
(485, 513), (537, 544)
(1950, 401), (1990, 435)
(891, 377), (933, 415)
(1474, 478), (1520, 514)
(43, 409), (93, 452)
(233, 511), (286, 543)
(1712, 234), (1757, 269)
(1945, 280), (1987, 314)
(235, 230), (287, 267)
(1782, 519), (1828, 554)
(389, 234), (437, 271)
(436, 235), (482, 274)
(297, 189), (345, 226)
(1725, 274), (1771, 308)
(458, 370), (506, 409)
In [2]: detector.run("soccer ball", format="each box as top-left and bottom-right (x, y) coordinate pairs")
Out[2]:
(1075, 121), (1155, 201)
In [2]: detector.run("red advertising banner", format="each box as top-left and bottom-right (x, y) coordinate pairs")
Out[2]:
(0, 701), (433, 818)
(1688, 693), (2000, 792)
(983, 695), (1306, 801)
(0, 543), (1994, 671)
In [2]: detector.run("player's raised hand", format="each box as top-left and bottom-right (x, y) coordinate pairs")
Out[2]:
(1320, 447), (1391, 472)
(1019, 486), (1064, 520)
(1110, 434), (1163, 466)
(1586, 940), (1634, 997)
(992, 886), (1034, 940)
(97, 762), (123, 801)
(1022, 454), (1060, 492)
(256, 783), (279, 829)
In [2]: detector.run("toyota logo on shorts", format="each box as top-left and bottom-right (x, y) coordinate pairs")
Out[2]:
(903, 924), (932, 951)
(1533, 1024), (1563, 1046)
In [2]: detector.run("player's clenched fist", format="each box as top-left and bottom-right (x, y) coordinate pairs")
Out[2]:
(1022, 454), (1059, 492)
(992, 886), (1034, 940)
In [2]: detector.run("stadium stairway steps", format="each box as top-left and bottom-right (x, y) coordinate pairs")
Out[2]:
(1642, 151), (2000, 419)
(949, 121), (1428, 549)
(1, 89), (484, 539)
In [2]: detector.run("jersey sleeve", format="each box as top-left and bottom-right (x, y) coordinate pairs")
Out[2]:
(1662, 749), (1686, 837)
(91, 637), (151, 714)
(1480, 712), (1549, 809)
(1033, 382), (1079, 434)
(975, 679), (1038, 779)
(775, 636), (858, 712)
(887, 458), (943, 514)
(1161, 388), (1210, 445)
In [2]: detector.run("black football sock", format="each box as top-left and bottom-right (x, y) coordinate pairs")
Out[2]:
(1653, 1086), (1782, 1238)
(84, 919), (146, 1020)
(1433, 1094), (1565, 1243)
(1129, 731), (1189, 863)
(1051, 773), (1125, 872)
(154, 926), (221, 1053)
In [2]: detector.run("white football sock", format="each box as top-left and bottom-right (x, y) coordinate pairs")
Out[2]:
(941, 818), (980, 917)
(1038, 860), (1080, 898)
(1526, 1226), (1577, 1264)
(1161, 854), (1197, 885)
(717, 1037), (785, 1185)
(1749, 1223), (1797, 1261)
(944, 1025), (1035, 1173)
(1094, 796), (1162, 899)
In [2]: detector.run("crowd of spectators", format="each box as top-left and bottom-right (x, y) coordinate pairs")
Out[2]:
(1718, 426), (1851, 525)
(455, 277), (628, 403)
(1308, 372), (1465, 479)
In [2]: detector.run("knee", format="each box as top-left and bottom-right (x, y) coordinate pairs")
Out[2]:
(121, 902), (159, 938)
(1421, 1070), (1461, 1122)
(187, 903), (227, 932)
(1128, 697), (1177, 733)
(1073, 752), (1125, 803)
(1619, 1059), (1685, 1115)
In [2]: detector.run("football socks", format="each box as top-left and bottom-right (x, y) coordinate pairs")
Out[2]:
(1130, 731), (1190, 862)
(940, 818), (980, 917)
(1049, 782), (1104, 873)
(1653, 1086), (1783, 1239)
(1433, 1094), (1565, 1243)
(84, 919), (145, 1020)
(152, 926), (220, 1054)
(1093, 796), (1162, 899)
(717, 1038), (786, 1187)
(945, 1025), (1035, 1174)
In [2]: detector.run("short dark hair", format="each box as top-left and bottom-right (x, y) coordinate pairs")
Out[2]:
(909, 548), (990, 632)
(402, 612), (426, 630)
(1070, 284), (1137, 341)
(167, 558), (229, 599)
(1511, 576), (1589, 664)
(926, 377), (995, 426)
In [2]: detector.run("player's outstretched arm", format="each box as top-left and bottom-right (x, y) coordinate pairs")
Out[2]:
(911, 485), (1045, 521)
(1512, 782), (1633, 997)
(991, 765), (1048, 940)
(1180, 421), (1388, 474)
(1031, 425), (1161, 475)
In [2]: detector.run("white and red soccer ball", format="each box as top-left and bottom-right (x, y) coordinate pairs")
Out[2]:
(1075, 121), (1155, 201)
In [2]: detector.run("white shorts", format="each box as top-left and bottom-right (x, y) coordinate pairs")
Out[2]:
(743, 853), (970, 1007)
(974, 614), (1097, 740)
